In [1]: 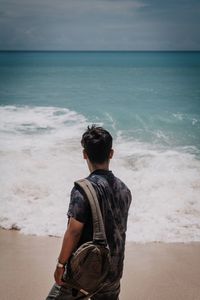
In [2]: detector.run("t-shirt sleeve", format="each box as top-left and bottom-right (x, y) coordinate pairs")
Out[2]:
(67, 186), (89, 223)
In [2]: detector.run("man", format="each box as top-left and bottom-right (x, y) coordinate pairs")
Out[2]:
(46, 125), (132, 300)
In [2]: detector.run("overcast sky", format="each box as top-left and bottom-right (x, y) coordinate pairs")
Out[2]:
(0, 0), (200, 50)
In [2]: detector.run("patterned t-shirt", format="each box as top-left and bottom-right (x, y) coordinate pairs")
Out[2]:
(67, 169), (132, 282)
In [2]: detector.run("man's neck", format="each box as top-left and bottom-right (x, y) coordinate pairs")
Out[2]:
(88, 161), (109, 173)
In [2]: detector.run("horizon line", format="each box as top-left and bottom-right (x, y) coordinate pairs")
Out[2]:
(0, 50), (200, 53)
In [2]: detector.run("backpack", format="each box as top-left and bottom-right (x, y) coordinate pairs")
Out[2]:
(63, 178), (111, 299)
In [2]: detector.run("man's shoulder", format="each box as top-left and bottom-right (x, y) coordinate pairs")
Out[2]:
(114, 175), (130, 188)
(114, 176), (132, 200)
(71, 184), (85, 200)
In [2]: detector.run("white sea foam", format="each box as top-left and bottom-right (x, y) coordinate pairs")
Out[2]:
(0, 105), (200, 242)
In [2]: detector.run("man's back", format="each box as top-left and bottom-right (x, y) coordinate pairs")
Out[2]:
(68, 169), (132, 283)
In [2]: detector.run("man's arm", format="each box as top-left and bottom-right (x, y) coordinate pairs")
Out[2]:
(54, 217), (84, 286)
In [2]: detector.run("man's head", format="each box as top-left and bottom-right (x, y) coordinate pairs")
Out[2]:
(81, 125), (113, 166)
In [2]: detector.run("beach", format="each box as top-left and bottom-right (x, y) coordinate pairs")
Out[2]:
(1, 52), (200, 243)
(0, 229), (200, 300)
(0, 51), (200, 299)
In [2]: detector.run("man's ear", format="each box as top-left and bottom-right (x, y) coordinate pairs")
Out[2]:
(83, 149), (88, 159)
(109, 149), (114, 159)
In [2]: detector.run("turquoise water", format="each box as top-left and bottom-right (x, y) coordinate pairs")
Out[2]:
(0, 51), (200, 150)
(0, 51), (200, 241)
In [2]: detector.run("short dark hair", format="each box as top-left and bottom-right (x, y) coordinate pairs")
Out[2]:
(81, 125), (113, 164)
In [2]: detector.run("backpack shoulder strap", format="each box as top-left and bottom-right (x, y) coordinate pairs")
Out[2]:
(75, 179), (107, 243)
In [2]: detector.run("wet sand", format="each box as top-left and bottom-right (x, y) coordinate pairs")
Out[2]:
(0, 229), (200, 300)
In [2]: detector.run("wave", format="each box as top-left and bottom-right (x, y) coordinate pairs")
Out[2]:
(0, 105), (200, 242)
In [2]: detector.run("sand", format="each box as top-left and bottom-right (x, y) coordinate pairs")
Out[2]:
(0, 229), (200, 300)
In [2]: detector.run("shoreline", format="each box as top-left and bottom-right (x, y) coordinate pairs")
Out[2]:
(0, 229), (200, 300)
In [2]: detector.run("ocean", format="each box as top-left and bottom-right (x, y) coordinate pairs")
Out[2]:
(0, 51), (200, 242)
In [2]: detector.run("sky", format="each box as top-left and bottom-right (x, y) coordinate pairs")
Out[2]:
(0, 0), (200, 51)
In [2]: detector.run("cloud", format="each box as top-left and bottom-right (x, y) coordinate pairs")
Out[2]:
(0, 0), (199, 50)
